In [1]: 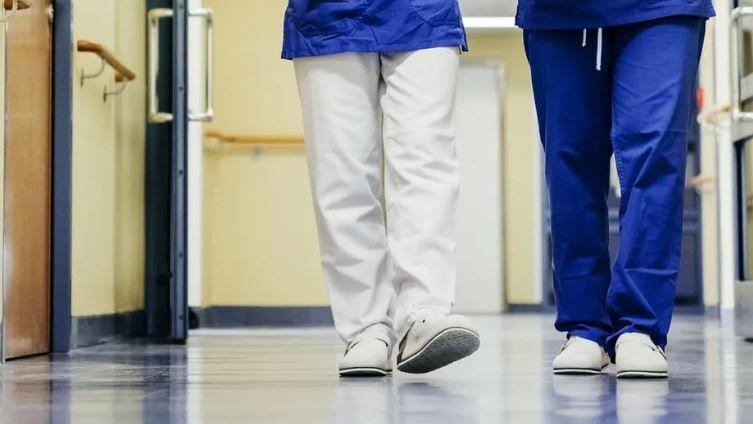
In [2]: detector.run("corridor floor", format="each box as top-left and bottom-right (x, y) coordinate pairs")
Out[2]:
(1, 314), (752, 423)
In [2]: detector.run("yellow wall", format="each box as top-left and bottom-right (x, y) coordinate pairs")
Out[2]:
(202, 0), (327, 306)
(71, 0), (145, 316)
(201, 0), (540, 306)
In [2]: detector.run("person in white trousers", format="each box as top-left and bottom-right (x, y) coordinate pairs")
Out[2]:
(282, 0), (480, 376)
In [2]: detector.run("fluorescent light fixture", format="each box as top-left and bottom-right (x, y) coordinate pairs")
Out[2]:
(462, 16), (517, 29)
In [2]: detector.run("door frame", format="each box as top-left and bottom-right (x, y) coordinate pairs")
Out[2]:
(50, 0), (73, 353)
(144, 0), (188, 341)
(168, 0), (188, 340)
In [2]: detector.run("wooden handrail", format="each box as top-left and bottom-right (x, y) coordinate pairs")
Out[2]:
(697, 104), (730, 126)
(3, 0), (31, 10)
(204, 129), (304, 147)
(77, 39), (136, 82)
(689, 174), (715, 188)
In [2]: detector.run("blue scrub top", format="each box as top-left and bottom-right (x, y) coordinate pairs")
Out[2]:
(515, 0), (714, 29)
(282, 0), (468, 60)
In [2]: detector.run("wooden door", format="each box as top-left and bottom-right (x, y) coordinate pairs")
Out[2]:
(3, 0), (52, 359)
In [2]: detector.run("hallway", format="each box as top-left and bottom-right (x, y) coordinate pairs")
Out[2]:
(0, 314), (749, 423)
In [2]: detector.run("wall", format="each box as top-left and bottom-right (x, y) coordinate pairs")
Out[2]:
(454, 62), (505, 312)
(463, 33), (540, 305)
(698, 20), (720, 309)
(71, 0), (145, 317)
(713, 0), (736, 309)
(202, 0), (327, 306)
(201, 0), (541, 307)
(0, 18), (5, 326)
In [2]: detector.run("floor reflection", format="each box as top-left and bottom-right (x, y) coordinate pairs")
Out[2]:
(395, 381), (480, 424)
(615, 379), (670, 423)
(0, 315), (751, 423)
(549, 375), (614, 423)
(333, 378), (480, 424)
(335, 378), (394, 424)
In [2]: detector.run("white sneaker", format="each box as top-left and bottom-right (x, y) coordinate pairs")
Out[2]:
(396, 313), (480, 374)
(338, 337), (392, 377)
(615, 332), (668, 378)
(552, 336), (610, 375)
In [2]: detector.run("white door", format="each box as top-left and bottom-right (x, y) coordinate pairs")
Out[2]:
(453, 62), (504, 313)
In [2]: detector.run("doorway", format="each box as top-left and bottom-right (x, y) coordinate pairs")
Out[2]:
(454, 61), (505, 313)
(144, 0), (212, 339)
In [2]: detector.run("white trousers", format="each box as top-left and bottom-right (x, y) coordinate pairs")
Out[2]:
(294, 48), (460, 345)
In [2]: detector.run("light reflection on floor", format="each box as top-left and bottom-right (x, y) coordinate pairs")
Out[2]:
(0, 314), (749, 423)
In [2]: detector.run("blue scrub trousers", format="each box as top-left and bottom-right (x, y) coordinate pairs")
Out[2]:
(524, 16), (705, 357)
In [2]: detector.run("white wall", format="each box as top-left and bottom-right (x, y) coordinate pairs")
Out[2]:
(187, 0), (204, 307)
(454, 62), (505, 313)
(459, 0), (517, 16)
(713, 0), (735, 309)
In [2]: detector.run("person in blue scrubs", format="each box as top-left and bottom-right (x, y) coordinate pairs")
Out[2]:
(282, 0), (467, 59)
(517, 1), (713, 378)
(282, 0), (480, 376)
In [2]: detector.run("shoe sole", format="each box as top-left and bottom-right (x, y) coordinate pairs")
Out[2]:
(397, 327), (480, 374)
(553, 364), (608, 375)
(339, 367), (392, 377)
(616, 370), (668, 379)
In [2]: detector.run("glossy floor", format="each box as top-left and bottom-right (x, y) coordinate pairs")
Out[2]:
(0, 313), (751, 423)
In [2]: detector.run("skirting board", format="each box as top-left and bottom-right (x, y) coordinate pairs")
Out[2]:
(70, 310), (145, 349)
(507, 304), (549, 313)
(194, 306), (334, 328)
(506, 304), (707, 315)
(194, 305), (562, 328)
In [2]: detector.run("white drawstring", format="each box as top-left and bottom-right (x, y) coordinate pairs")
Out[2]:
(596, 27), (603, 71)
(581, 28), (604, 71)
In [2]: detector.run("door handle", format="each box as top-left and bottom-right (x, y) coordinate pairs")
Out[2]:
(1, 0), (31, 23)
(148, 8), (174, 124)
(188, 8), (214, 122)
(730, 7), (753, 123)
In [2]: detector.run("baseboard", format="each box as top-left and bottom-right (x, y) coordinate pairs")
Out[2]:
(507, 303), (706, 315)
(194, 306), (334, 328)
(673, 304), (706, 315)
(70, 310), (145, 349)
(507, 303), (549, 313)
(704, 305), (720, 318)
